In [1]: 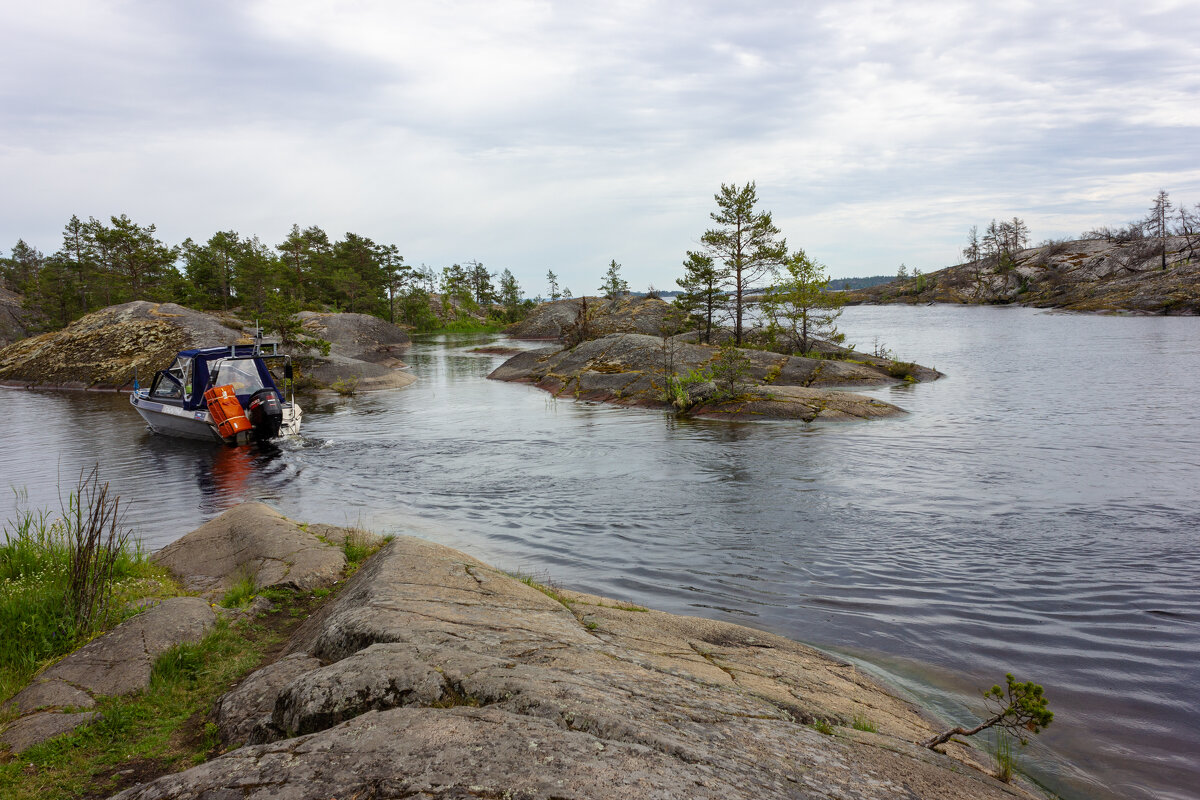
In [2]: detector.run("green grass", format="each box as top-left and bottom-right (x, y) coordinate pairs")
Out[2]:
(993, 730), (1016, 783)
(598, 601), (649, 612)
(219, 572), (257, 609)
(1, 501), (175, 702)
(0, 615), (281, 800)
(811, 719), (835, 735)
(511, 571), (574, 609)
(851, 715), (877, 733)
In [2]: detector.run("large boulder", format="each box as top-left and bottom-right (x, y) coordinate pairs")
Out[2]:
(507, 295), (684, 340)
(111, 535), (1022, 800)
(488, 333), (936, 422)
(0, 286), (38, 347)
(0, 301), (243, 389)
(0, 302), (418, 392)
(151, 502), (346, 596)
(296, 311), (416, 391)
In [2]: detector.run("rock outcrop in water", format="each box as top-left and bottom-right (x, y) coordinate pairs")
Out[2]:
(846, 235), (1200, 313)
(489, 332), (940, 422)
(105, 502), (1026, 800)
(507, 295), (685, 340)
(0, 301), (415, 391)
(296, 310), (415, 390)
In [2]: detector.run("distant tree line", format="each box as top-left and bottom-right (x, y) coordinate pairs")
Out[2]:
(0, 215), (534, 334)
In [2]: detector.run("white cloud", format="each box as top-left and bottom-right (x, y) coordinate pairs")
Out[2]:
(1, 0), (1198, 289)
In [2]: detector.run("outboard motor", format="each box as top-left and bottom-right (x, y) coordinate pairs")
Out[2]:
(248, 389), (283, 440)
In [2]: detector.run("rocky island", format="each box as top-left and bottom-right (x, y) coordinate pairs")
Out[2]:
(0, 301), (416, 392)
(492, 297), (941, 423)
(2, 503), (1037, 799)
(846, 234), (1199, 314)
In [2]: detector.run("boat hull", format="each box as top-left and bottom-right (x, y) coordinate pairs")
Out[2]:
(130, 392), (301, 443)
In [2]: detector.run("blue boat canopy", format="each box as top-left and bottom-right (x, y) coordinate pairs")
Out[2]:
(151, 345), (283, 411)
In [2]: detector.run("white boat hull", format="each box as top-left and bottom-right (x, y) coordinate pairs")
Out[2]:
(130, 392), (301, 443)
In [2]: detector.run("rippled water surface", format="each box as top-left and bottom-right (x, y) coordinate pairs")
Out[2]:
(2, 305), (1198, 800)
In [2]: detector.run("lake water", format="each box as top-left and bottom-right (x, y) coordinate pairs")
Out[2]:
(2, 305), (1198, 800)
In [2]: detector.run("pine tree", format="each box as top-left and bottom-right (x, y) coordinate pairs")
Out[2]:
(761, 249), (843, 355)
(698, 182), (787, 345)
(599, 259), (629, 300)
(675, 251), (725, 344)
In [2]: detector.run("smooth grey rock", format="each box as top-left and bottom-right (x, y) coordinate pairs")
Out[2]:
(213, 652), (323, 746)
(110, 530), (1027, 800)
(1, 711), (99, 754)
(40, 596), (215, 697)
(152, 502), (345, 595)
(297, 311), (417, 390)
(269, 643), (446, 738)
(4, 679), (94, 715)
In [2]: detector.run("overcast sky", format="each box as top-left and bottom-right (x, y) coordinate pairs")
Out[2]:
(2, 0), (1198, 292)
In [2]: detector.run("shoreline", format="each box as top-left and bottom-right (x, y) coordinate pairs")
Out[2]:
(2, 502), (1046, 799)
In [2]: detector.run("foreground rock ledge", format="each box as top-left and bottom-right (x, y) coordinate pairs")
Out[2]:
(114, 518), (1029, 800)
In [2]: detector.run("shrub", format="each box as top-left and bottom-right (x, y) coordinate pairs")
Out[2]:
(886, 360), (916, 380)
(710, 342), (750, 399)
(330, 375), (360, 396)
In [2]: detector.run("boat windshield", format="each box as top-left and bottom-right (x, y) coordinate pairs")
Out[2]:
(167, 356), (192, 393)
(211, 358), (267, 394)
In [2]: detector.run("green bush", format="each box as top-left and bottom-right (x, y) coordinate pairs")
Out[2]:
(330, 375), (360, 396)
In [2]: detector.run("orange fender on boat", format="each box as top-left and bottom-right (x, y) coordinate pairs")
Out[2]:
(204, 385), (251, 439)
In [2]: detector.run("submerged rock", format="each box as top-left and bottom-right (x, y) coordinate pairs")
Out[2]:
(110, 524), (1023, 800)
(488, 332), (938, 422)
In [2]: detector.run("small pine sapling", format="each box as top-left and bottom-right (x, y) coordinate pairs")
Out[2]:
(921, 673), (1053, 750)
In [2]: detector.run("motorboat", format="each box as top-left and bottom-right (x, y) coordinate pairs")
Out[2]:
(130, 341), (302, 444)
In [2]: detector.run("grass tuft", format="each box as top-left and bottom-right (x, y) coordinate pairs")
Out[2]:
(511, 571), (573, 609)
(811, 719), (835, 735)
(993, 730), (1016, 783)
(851, 715), (877, 733)
(220, 572), (257, 609)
